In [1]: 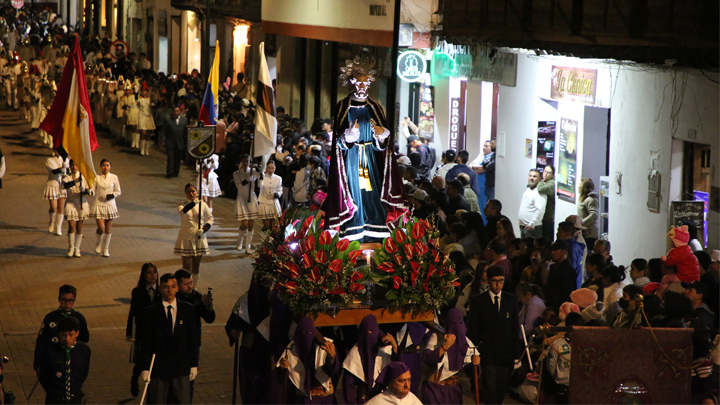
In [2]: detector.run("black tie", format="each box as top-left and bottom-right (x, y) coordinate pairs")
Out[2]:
(494, 295), (500, 313)
(167, 305), (173, 333)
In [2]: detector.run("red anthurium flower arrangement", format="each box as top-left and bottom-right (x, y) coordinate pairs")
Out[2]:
(271, 216), (368, 317)
(252, 206), (312, 288)
(370, 217), (457, 314)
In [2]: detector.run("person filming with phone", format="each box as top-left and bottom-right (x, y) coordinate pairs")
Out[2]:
(174, 269), (216, 400)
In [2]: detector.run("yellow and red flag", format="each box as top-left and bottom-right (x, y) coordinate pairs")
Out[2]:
(40, 35), (98, 186)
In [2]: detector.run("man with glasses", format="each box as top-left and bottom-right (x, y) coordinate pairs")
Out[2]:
(467, 266), (521, 404)
(33, 284), (90, 375)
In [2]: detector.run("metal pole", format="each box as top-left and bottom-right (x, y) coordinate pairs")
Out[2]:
(197, 158), (202, 237)
(231, 340), (239, 404)
(386, 0), (401, 135)
(139, 354), (156, 405)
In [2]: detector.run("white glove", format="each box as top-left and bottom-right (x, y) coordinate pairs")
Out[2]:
(189, 367), (198, 381)
(195, 228), (204, 237)
(344, 126), (360, 143)
(374, 127), (390, 142)
(140, 370), (150, 383)
(177, 205), (185, 213)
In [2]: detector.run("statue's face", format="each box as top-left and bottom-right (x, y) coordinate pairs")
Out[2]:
(350, 74), (371, 100)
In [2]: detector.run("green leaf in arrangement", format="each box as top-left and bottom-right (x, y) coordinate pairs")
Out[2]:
(385, 290), (399, 301)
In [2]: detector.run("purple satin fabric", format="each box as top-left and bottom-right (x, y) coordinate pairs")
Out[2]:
(294, 316), (317, 397)
(358, 315), (381, 390)
(445, 308), (468, 371)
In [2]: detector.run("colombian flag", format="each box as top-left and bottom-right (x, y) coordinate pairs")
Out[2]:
(39, 35), (98, 187)
(199, 41), (220, 125)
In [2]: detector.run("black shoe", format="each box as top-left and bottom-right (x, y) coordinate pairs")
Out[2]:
(131, 375), (139, 397)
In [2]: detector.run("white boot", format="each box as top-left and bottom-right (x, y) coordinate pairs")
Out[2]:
(102, 233), (112, 257)
(54, 214), (64, 236)
(192, 273), (200, 289)
(67, 233), (75, 257)
(246, 230), (255, 254)
(236, 230), (245, 251)
(131, 132), (140, 149)
(49, 212), (56, 233)
(139, 140), (146, 155)
(144, 140), (151, 155)
(95, 233), (104, 254)
(74, 234), (83, 257)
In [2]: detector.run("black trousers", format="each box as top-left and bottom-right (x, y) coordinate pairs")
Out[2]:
(481, 364), (512, 404)
(166, 148), (184, 178)
(147, 376), (191, 404)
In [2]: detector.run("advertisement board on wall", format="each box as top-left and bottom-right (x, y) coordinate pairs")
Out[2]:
(557, 118), (578, 203)
(536, 121), (556, 171)
(418, 84), (435, 140)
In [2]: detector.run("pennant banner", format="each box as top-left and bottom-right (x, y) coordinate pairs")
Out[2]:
(253, 42), (277, 158)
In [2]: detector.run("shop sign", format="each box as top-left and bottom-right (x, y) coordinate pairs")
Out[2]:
(550, 66), (597, 105)
(397, 51), (426, 83)
(11, 0), (23, 9)
(449, 97), (465, 150)
(432, 41), (517, 87)
(671, 200), (706, 245)
(557, 118), (578, 203)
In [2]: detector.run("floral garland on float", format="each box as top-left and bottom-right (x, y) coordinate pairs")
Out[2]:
(260, 214), (368, 317)
(370, 218), (458, 314)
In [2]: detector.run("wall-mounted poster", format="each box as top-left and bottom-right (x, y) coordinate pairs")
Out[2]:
(418, 83), (435, 140)
(557, 118), (578, 203)
(536, 121), (555, 170)
(525, 138), (533, 159)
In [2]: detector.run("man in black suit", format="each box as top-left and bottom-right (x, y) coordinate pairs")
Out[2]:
(543, 240), (577, 311)
(467, 266), (521, 404)
(140, 273), (197, 404)
(164, 106), (188, 178)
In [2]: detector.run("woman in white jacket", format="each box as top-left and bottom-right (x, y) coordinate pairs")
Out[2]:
(257, 160), (283, 232)
(174, 183), (214, 287)
(44, 149), (68, 235)
(232, 155), (261, 253)
(196, 154), (221, 212)
(62, 160), (92, 257)
(90, 159), (121, 257)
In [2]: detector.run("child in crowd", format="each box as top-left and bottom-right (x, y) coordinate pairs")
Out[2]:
(660, 225), (700, 294)
(630, 258), (650, 287)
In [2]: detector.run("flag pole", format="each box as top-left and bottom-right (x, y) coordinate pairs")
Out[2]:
(79, 171), (83, 218)
(198, 158), (203, 239)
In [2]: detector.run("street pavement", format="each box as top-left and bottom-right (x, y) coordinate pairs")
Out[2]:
(0, 106), (253, 404)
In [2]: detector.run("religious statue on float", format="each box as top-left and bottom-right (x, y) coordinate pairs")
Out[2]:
(326, 56), (406, 242)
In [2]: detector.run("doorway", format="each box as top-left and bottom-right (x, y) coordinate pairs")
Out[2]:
(683, 142), (711, 247)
